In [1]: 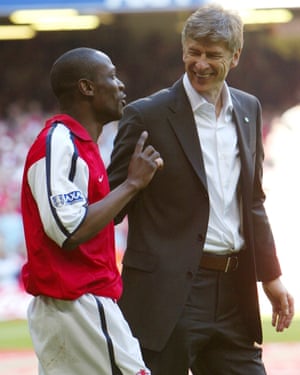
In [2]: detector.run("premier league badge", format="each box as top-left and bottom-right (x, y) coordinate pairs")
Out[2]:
(51, 190), (85, 208)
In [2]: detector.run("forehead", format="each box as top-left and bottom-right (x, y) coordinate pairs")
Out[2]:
(93, 52), (115, 73)
(184, 38), (230, 53)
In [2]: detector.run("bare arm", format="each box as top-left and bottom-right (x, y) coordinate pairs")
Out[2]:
(64, 131), (163, 249)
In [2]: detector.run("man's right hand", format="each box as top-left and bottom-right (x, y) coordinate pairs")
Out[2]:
(127, 131), (163, 191)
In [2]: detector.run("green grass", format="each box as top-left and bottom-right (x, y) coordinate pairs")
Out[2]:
(0, 316), (299, 350)
(262, 314), (300, 343)
(0, 319), (33, 350)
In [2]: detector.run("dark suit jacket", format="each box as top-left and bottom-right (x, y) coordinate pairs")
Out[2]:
(108, 78), (281, 351)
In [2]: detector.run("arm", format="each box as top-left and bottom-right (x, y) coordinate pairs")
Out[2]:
(250, 99), (294, 331)
(29, 126), (162, 249)
(64, 131), (163, 249)
(248, 98), (282, 280)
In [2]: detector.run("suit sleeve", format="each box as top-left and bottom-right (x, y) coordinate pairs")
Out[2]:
(108, 105), (145, 223)
(251, 99), (281, 281)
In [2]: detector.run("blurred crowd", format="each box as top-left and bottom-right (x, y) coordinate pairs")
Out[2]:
(0, 102), (46, 290)
(1, 14), (299, 118)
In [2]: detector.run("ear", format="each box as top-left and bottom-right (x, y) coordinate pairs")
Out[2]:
(78, 79), (94, 96)
(230, 48), (241, 69)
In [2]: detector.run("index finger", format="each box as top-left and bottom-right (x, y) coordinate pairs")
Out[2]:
(134, 131), (148, 154)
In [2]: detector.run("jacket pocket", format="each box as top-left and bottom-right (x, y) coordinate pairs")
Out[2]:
(122, 249), (157, 272)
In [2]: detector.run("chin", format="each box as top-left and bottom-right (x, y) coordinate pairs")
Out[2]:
(111, 112), (122, 122)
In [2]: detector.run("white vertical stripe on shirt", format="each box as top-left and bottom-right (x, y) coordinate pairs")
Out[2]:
(183, 74), (244, 254)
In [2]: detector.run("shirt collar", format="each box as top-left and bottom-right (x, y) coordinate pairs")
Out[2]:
(47, 114), (93, 141)
(183, 73), (233, 121)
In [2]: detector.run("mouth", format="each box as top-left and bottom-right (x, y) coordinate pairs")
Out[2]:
(195, 72), (211, 79)
(120, 95), (127, 107)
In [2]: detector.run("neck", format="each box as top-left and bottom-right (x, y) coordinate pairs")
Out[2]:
(60, 108), (103, 143)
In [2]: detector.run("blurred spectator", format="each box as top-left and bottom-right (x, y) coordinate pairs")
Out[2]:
(0, 233), (22, 290)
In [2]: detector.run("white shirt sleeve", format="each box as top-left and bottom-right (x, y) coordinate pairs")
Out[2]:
(27, 123), (88, 247)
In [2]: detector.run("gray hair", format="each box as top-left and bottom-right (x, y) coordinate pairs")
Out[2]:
(181, 4), (244, 53)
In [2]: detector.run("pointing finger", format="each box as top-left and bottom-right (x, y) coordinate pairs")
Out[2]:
(134, 131), (148, 154)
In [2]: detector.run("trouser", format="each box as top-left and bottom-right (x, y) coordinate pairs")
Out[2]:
(142, 268), (266, 375)
(28, 294), (150, 375)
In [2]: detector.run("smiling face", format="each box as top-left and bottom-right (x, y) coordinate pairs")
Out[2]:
(182, 38), (241, 104)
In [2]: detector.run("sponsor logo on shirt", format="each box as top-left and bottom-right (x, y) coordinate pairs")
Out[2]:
(51, 191), (85, 208)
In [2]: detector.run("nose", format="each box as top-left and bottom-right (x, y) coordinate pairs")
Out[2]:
(117, 77), (125, 91)
(195, 56), (209, 70)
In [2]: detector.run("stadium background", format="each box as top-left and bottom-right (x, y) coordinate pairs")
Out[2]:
(0, 1), (300, 373)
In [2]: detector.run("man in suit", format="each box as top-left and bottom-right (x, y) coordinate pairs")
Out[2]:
(108, 5), (294, 375)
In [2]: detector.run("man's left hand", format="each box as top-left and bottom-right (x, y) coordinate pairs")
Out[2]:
(262, 277), (294, 332)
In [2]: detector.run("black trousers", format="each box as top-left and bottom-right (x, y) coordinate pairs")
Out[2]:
(142, 268), (266, 375)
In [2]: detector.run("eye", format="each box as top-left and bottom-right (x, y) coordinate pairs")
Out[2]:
(109, 68), (118, 80)
(188, 48), (201, 56)
(207, 53), (223, 60)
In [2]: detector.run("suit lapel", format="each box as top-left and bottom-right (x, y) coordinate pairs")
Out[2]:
(231, 93), (253, 180)
(167, 80), (208, 190)
(231, 90), (254, 200)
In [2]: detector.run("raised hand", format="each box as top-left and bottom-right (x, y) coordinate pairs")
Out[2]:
(127, 131), (163, 191)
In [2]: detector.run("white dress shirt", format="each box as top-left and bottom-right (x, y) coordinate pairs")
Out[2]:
(183, 73), (244, 254)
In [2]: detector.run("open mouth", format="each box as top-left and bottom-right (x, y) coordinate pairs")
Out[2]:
(120, 95), (127, 106)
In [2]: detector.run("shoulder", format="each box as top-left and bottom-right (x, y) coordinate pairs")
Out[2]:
(229, 87), (260, 105)
(127, 78), (184, 113)
(229, 86), (262, 115)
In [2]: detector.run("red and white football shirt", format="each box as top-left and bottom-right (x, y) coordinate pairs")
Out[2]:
(21, 114), (122, 300)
